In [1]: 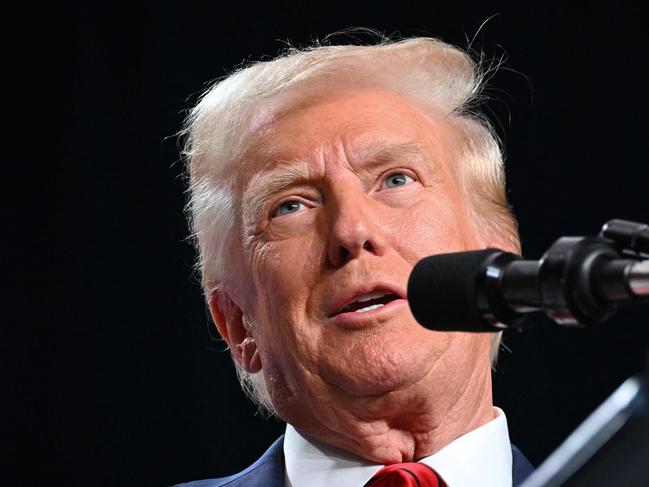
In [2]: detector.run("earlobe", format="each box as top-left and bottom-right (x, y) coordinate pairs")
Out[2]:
(208, 290), (262, 373)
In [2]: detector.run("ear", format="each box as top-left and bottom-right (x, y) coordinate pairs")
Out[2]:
(208, 290), (262, 374)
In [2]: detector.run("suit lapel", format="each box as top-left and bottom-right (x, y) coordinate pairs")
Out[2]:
(227, 436), (285, 487)
(512, 444), (534, 486)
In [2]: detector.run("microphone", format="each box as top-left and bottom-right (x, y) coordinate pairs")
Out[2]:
(407, 220), (649, 333)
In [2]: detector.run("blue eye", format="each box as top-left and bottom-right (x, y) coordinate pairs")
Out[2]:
(384, 172), (413, 188)
(274, 200), (304, 217)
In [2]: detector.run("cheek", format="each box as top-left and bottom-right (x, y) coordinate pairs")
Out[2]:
(394, 193), (477, 263)
(248, 234), (325, 364)
(251, 235), (323, 310)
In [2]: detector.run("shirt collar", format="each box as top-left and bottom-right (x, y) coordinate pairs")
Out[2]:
(283, 408), (512, 487)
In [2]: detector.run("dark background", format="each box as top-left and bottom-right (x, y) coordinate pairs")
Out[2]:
(7, 1), (648, 485)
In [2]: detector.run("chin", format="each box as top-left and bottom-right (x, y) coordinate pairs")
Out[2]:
(322, 341), (431, 397)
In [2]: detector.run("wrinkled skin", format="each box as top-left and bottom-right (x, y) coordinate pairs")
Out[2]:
(211, 89), (505, 464)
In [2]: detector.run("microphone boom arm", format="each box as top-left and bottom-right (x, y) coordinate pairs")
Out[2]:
(407, 219), (649, 332)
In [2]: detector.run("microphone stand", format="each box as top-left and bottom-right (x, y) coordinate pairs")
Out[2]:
(516, 220), (649, 485)
(407, 219), (648, 332)
(501, 219), (649, 327)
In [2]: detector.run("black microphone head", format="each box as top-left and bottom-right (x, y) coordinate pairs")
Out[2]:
(407, 249), (507, 332)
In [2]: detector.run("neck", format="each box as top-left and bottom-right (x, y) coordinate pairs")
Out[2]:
(288, 363), (495, 464)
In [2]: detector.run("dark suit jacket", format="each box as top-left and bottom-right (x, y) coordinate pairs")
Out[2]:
(175, 435), (534, 486)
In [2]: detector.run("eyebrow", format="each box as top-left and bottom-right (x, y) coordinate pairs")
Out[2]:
(358, 140), (431, 165)
(241, 140), (435, 224)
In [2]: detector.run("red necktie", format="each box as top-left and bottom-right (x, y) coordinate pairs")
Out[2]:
(364, 462), (448, 487)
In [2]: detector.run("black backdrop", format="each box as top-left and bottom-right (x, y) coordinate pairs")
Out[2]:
(7, 1), (648, 486)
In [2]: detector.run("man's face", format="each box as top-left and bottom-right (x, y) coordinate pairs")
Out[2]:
(225, 89), (493, 452)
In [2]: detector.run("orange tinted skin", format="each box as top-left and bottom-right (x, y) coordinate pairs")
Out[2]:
(211, 89), (498, 464)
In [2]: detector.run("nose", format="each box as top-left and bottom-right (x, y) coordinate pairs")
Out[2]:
(327, 191), (387, 268)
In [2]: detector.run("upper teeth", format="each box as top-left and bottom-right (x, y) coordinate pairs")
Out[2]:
(340, 292), (391, 314)
(354, 292), (388, 303)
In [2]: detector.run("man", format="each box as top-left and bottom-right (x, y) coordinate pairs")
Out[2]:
(177, 37), (533, 486)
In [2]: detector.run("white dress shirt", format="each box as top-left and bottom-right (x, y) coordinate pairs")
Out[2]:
(284, 408), (513, 487)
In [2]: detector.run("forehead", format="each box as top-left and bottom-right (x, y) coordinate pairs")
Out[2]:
(236, 89), (455, 189)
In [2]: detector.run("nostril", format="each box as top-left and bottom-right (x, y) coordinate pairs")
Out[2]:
(339, 247), (350, 262)
(362, 240), (372, 251)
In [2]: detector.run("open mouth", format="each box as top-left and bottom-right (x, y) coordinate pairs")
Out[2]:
(336, 291), (401, 315)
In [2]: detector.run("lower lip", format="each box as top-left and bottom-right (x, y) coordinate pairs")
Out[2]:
(328, 298), (408, 328)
